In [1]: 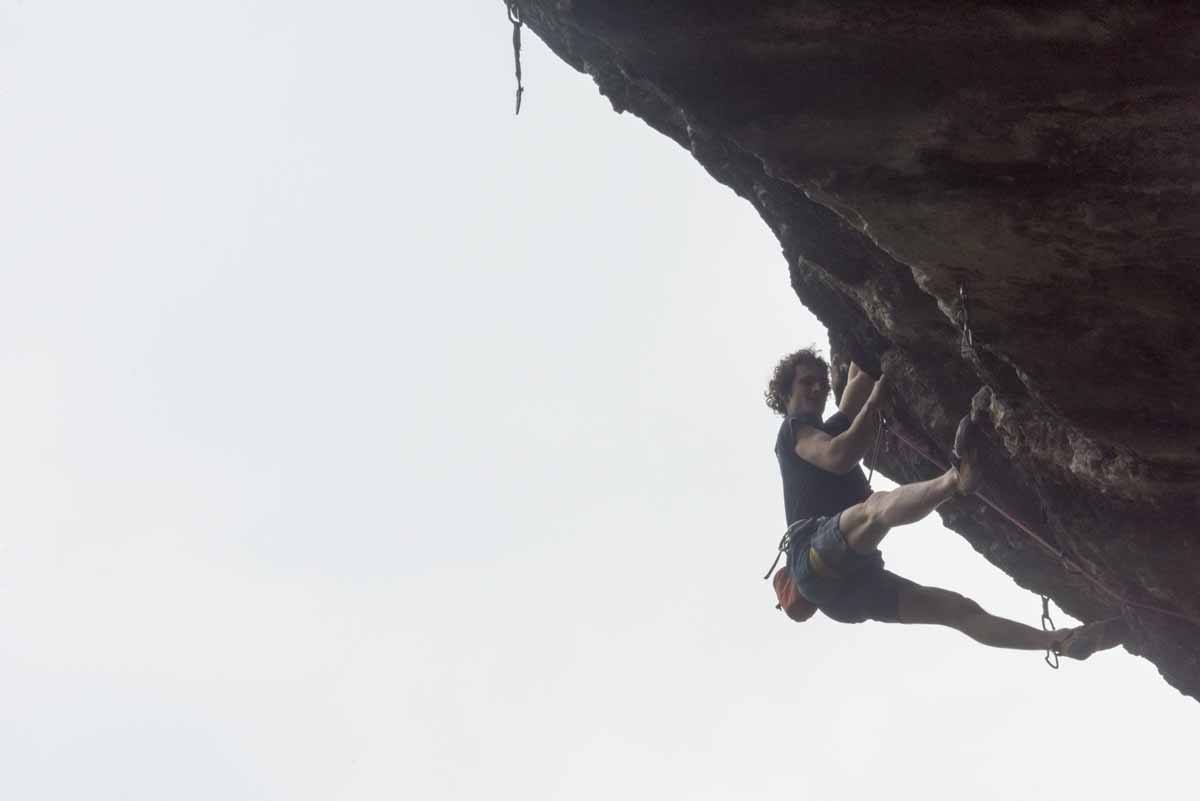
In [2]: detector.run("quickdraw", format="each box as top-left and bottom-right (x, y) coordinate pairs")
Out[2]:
(866, 410), (886, 485)
(507, 3), (525, 115)
(1041, 595), (1060, 669)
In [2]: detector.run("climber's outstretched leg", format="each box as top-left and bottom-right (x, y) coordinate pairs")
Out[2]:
(897, 585), (1068, 650)
(837, 414), (984, 554)
(837, 469), (959, 554)
(895, 585), (1128, 658)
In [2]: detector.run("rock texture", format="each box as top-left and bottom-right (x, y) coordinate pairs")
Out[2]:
(509, 1), (1200, 698)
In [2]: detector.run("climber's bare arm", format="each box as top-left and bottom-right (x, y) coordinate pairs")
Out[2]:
(838, 362), (875, 419)
(794, 375), (889, 474)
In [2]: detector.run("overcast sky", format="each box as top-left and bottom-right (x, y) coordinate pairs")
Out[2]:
(1, 2), (1195, 799)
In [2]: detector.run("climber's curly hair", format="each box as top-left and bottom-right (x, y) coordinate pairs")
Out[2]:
(764, 347), (829, 415)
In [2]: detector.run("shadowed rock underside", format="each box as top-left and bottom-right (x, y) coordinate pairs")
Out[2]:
(509, 1), (1200, 699)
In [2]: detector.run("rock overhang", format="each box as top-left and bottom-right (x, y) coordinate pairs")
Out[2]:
(507, 0), (1200, 699)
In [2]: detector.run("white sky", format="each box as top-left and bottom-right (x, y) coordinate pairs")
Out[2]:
(1, 2), (1195, 799)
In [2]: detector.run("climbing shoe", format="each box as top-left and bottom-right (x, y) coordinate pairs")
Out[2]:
(951, 413), (984, 495)
(1054, 617), (1129, 661)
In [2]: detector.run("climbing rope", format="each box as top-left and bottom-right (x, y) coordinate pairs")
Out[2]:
(880, 419), (1200, 629)
(507, 3), (525, 115)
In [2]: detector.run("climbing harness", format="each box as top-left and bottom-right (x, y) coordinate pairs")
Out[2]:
(762, 521), (795, 580)
(761, 518), (821, 580)
(1041, 595), (1060, 669)
(507, 3), (525, 115)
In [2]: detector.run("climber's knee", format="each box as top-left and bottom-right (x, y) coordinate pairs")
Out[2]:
(838, 491), (891, 554)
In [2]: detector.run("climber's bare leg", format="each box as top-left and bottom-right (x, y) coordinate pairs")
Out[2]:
(837, 469), (960, 554)
(897, 585), (1069, 650)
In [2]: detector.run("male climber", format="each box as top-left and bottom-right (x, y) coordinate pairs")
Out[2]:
(767, 347), (1126, 660)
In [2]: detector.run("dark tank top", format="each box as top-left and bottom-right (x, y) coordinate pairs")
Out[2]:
(775, 411), (871, 525)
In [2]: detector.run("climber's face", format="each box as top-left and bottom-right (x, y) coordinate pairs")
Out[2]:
(789, 364), (830, 417)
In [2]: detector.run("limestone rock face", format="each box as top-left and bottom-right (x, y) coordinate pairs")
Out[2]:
(511, 1), (1200, 698)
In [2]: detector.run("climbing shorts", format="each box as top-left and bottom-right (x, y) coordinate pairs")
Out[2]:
(787, 513), (917, 624)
